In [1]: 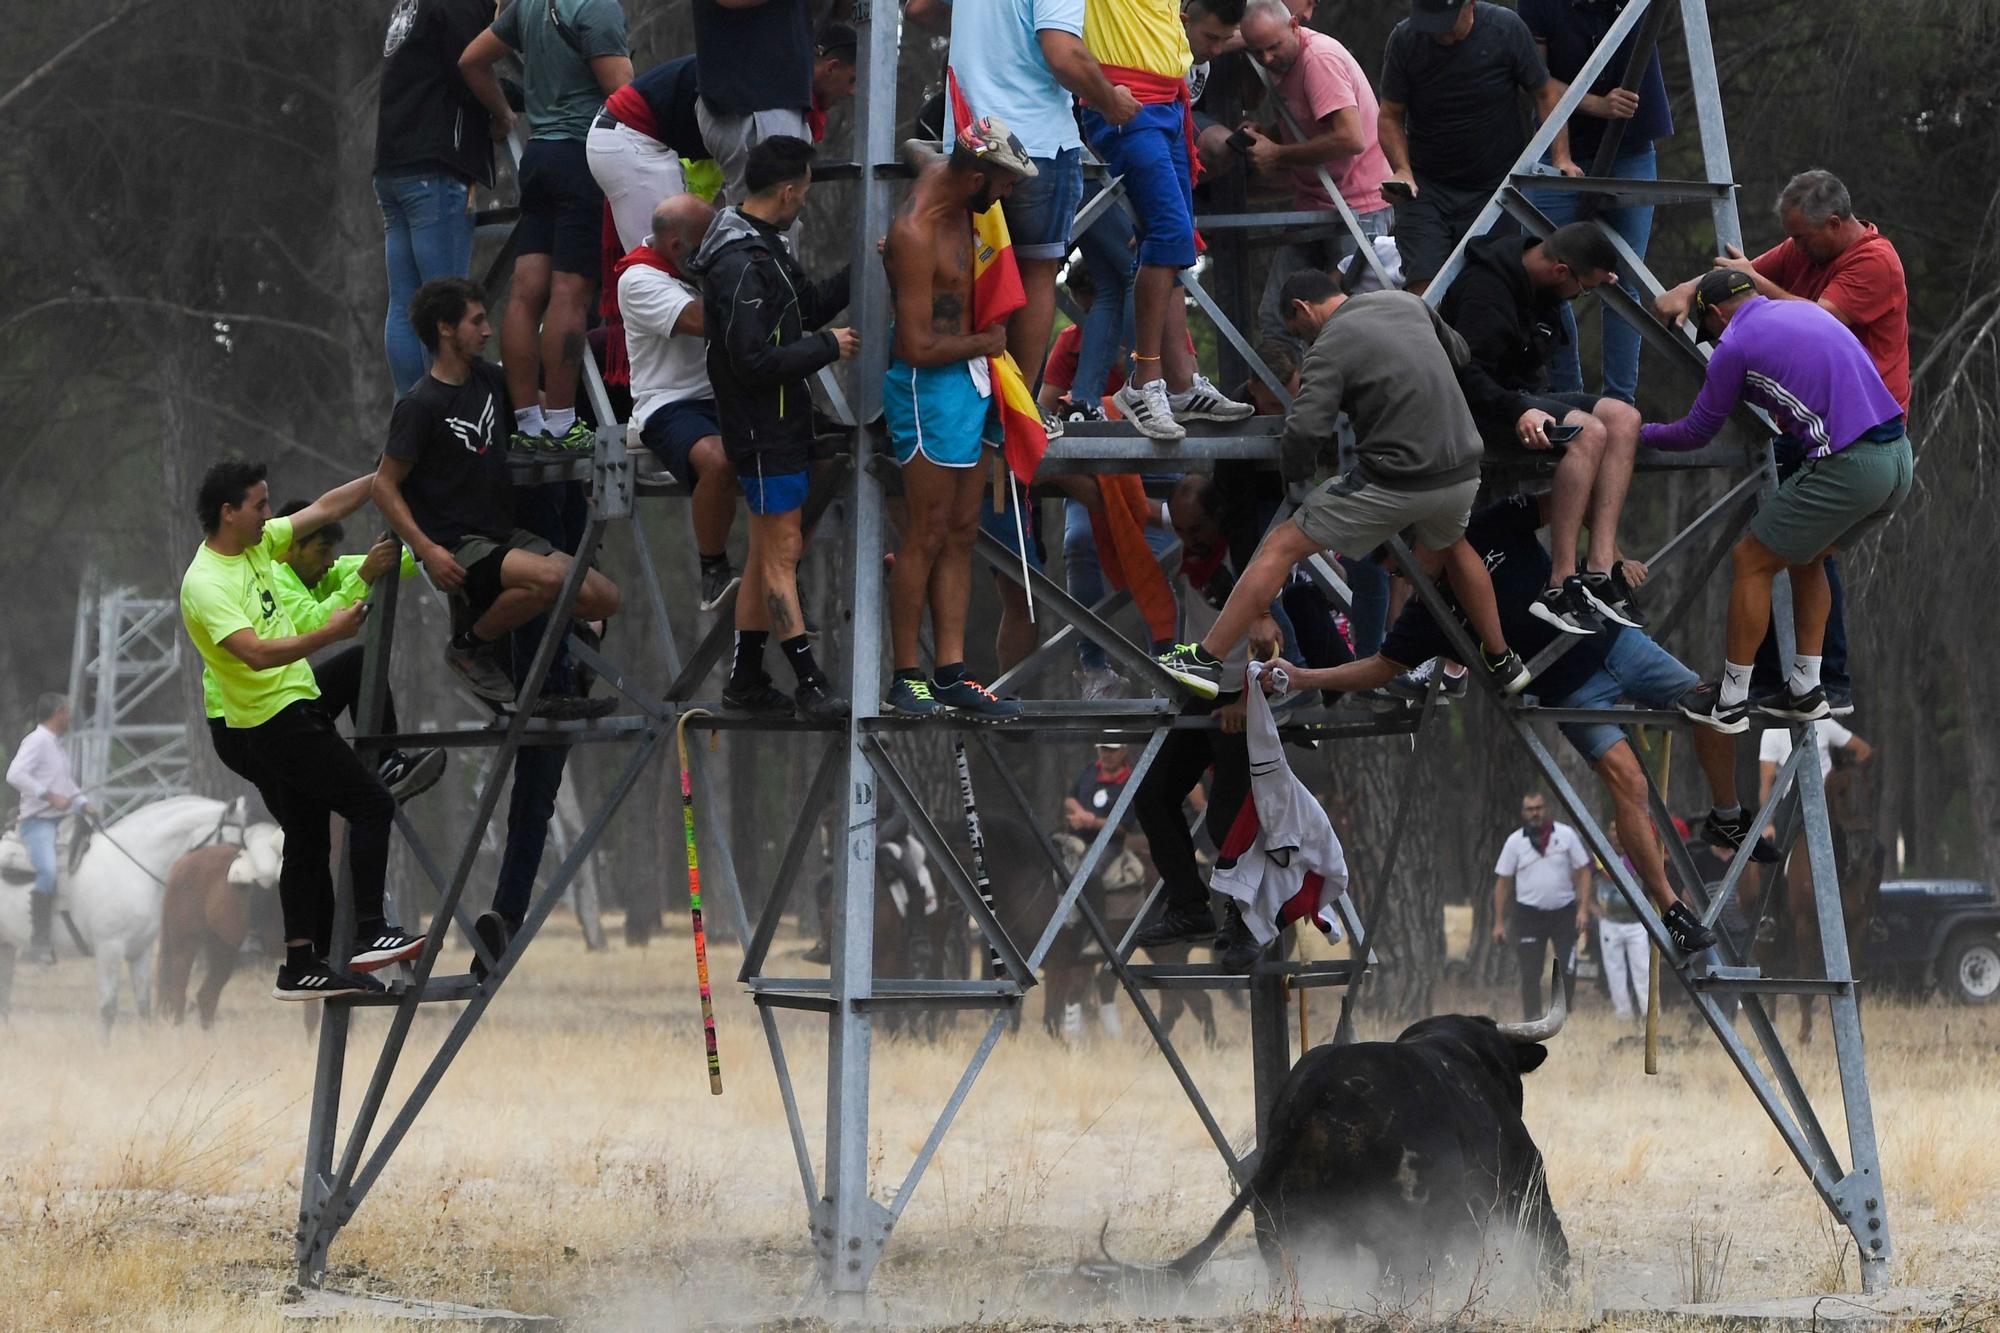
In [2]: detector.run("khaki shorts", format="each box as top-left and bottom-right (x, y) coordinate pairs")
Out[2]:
(1750, 434), (1913, 564)
(450, 529), (556, 617)
(1292, 472), (1478, 555)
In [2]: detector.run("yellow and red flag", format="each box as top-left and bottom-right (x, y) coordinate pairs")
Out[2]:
(951, 71), (1049, 485)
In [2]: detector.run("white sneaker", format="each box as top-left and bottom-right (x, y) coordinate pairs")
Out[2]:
(1062, 1001), (1085, 1040)
(1170, 374), (1254, 422)
(1113, 379), (1186, 441)
(1041, 410), (1066, 441)
(1098, 1002), (1124, 1038)
(1075, 666), (1125, 701)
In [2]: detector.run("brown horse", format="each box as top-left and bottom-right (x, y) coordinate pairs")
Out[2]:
(1740, 755), (1884, 1044)
(156, 826), (285, 1027)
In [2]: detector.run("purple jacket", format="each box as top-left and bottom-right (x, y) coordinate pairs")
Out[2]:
(1642, 296), (1903, 458)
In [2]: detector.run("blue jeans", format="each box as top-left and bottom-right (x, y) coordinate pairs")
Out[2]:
(1338, 554), (1390, 657)
(22, 816), (60, 895)
(1072, 181), (1136, 405)
(1000, 147), (1084, 261)
(1063, 498), (1178, 668)
(1528, 143), (1656, 406)
(374, 170), (474, 395)
(1553, 629), (1699, 765)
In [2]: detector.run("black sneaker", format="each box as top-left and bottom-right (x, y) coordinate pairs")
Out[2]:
(350, 928), (426, 973)
(470, 910), (513, 984)
(1156, 643), (1224, 699)
(801, 939), (831, 965)
(273, 960), (384, 1002)
(722, 678), (795, 717)
(1214, 902), (1261, 972)
(1591, 566), (1650, 630)
(1702, 808), (1780, 864)
(1662, 901), (1718, 955)
(447, 641), (517, 705)
(1756, 683), (1831, 722)
(1482, 647), (1532, 695)
(1131, 902), (1219, 950)
(1065, 401), (1106, 425)
(533, 693), (619, 721)
(1677, 682), (1749, 734)
(378, 748), (446, 803)
(932, 675), (1022, 721)
(1385, 658), (1468, 703)
(794, 678), (850, 724)
(884, 674), (947, 718)
(698, 564), (741, 612)
(1528, 581), (1596, 636)
(1826, 685), (1854, 717)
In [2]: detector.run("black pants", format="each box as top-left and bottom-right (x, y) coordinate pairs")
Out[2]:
(1510, 901), (1579, 1020)
(1133, 695), (1251, 915)
(208, 702), (394, 953)
(312, 645), (400, 735)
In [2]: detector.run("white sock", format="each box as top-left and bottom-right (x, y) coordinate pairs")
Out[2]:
(544, 407), (577, 433)
(1719, 660), (1753, 707)
(514, 405), (546, 437)
(1790, 654), (1822, 693)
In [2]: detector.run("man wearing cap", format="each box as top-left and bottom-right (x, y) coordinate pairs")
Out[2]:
(1659, 170), (1909, 717)
(881, 120), (1036, 723)
(1377, 0), (1578, 295)
(1648, 268), (1911, 734)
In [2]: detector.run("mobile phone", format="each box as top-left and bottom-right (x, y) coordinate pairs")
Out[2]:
(1226, 128), (1256, 155)
(1544, 423), (1584, 444)
(1382, 178), (1415, 200)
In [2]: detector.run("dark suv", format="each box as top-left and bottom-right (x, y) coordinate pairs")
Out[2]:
(1867, 879), (2000, 1005)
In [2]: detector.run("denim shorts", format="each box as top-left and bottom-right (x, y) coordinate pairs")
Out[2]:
(1553, 630), (1699, 765)
(1081, 103), (1197, 269)
(1001, 147), (1084, 260)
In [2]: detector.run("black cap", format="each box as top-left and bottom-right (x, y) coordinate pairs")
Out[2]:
(1690, 267), (1757, 341)
(1409, 0), (1471, 34)
(817, 21), (857, 59)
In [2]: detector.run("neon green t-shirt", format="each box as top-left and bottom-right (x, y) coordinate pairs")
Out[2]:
(182, 517), (322, 728)
(199, 547), (417, 718)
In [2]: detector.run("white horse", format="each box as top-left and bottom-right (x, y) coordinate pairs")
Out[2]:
(0, 795), (247, 1032)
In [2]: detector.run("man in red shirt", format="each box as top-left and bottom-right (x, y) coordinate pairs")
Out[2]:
(1657, 170), (1907, 715)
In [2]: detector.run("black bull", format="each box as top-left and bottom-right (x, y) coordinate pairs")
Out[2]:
(1102, 965), (1572, 1295)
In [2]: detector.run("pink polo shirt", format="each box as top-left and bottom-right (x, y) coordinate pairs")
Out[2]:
(1276, 28), (1392, 216)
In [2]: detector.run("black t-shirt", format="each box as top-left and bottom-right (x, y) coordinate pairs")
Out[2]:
(1070, 761), (1136, 847)
(383, 359), (515, 547)
(693, 0), (812, 116)
(629, 55), (708, 158)
(1379, 493), (1617, 701)
(374, 0), (496, 184)
(1517, 0), (1672, 163)
(1380, 2), (1549, 189)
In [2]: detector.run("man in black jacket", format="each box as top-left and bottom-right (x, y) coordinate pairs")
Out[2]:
(687, 136), (858, 722)
(372, 0), (499, 395)
(1440, 222), (1643, 636)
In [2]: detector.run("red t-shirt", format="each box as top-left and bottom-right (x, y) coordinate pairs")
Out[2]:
(1042, 324), (1127, 400)
(1752, 224), (1910, 414)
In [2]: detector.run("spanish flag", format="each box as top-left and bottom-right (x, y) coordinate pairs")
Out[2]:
(951, 72), (1049, 485)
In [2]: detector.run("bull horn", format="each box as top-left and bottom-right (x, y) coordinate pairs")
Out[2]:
(1496, 959), (1569, 1044)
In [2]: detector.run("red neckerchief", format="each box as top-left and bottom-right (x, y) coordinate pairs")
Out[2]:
(1096, 762), (1134, 787)
(600, 243), (685, 386)
(1527, 821), (1553, 855)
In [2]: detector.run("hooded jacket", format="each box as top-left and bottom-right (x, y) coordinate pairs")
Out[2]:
(686, 207), (851, 473)
(1439, 233), (1569, 429)
(374, 0), (495, 186)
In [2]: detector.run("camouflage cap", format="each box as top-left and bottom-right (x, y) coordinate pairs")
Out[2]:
(955, 114), (1038, 179)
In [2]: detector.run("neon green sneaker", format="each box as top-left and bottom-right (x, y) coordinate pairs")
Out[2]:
(554, 419), (596, 452)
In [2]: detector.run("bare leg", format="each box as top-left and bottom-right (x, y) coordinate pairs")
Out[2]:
(689, 437), (738, 558)
(1586, 400), (1640, 572)
(1545, 412), (1605, 586)
(1691, 726), (1741, 810)
(1597, 743), (1681, 913)
(1010, 257), (1062, 389)
(1434, 539), (1509, 654)
(891, 455), (961, 670)
(502, 255), (553, 414)
(1726, 534), (1787, 663)
(540, 272), (597, 413)
(1197, 522), (1322, 659)
(929, 466), (989, 666)
(737, 519), (770, 632)
(750, 510), (806, 640)
(995, 581), (1038, 671)
(1131, 265), (1175, 386)
(1788, 551), (1833, 657)
(1160, 288), (1194, 394)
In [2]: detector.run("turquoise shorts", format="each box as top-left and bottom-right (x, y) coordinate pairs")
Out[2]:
(883, 357), (995, 469)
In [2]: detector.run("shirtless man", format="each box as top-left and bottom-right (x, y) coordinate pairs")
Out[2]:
(880, 117), (1037, 721)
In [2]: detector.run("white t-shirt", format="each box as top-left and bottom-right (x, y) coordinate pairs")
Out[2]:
(1758, 719), (1855, 780)
(619, 264), (711, 428)
(1494, 821), (1588, 910)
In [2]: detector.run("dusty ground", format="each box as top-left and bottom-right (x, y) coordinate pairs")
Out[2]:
(1, 914), (1995, 1331)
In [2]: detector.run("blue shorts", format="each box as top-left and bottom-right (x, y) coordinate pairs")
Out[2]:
(1000, 147), (1084, 260)
(517, 138), (605, 278)
(1553, 630), (1700, 765)
(883, 358), (994, 468)
(639, 398), (722, 482)
(1080, 102), (1196, 270)
(740, 464), (809, 515)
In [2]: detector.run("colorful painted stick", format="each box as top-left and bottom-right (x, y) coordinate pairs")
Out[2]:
(676, 708), (723, 1095)
(952, 737), (1005, 979)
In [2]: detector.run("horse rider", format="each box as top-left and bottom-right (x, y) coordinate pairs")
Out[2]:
(7, 692), (94, 965)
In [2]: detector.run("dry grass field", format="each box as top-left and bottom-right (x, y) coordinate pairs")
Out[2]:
(2, 914), (1996, 1330)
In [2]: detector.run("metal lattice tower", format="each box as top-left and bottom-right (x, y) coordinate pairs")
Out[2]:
(288, 0), (1891, 1310)
(65, 576), (193, 820)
